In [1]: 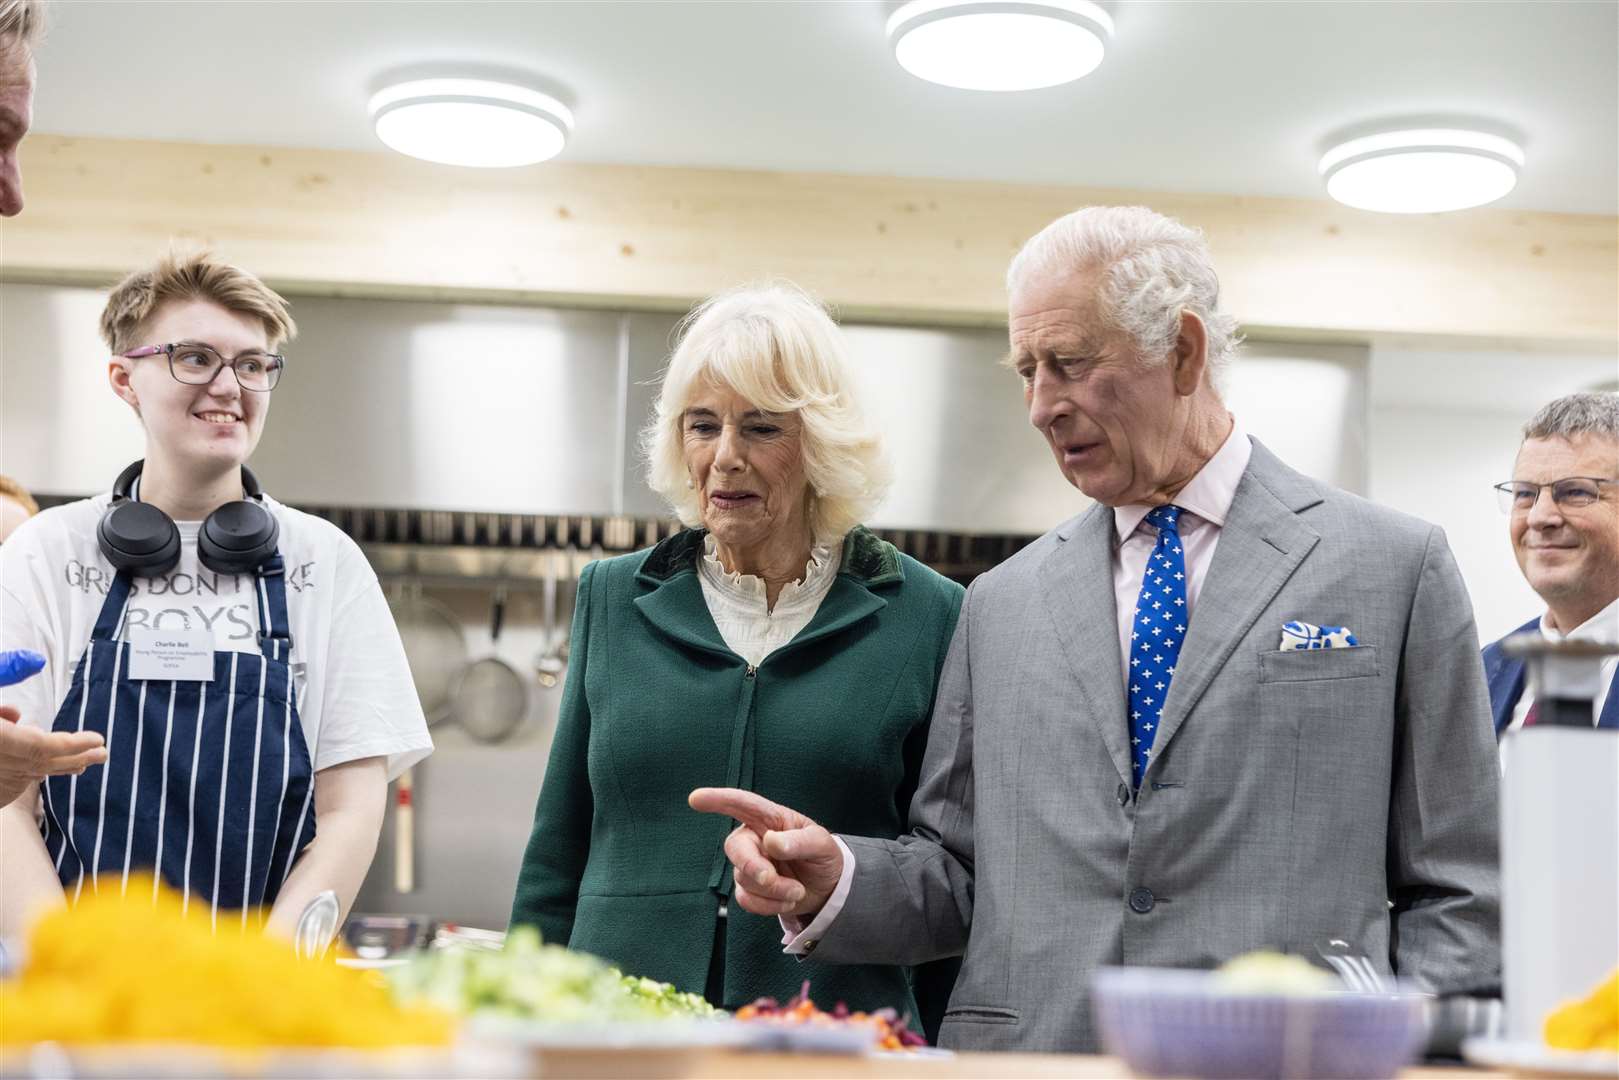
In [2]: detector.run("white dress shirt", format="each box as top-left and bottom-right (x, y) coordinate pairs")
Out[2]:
(1504, 596), (1619, 733)
(1111, 420), (1252, 680)
(783, 421), (1253, 954)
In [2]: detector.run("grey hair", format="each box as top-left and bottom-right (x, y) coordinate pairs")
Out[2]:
(1523, 391), (1619, 442)
(0, 0), (46, 51)
(1006, 205), (1243, 387)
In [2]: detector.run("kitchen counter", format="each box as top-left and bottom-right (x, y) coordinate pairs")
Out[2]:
(526, 1048), (1520, 1079)
(0, 1043), (1537, 1078)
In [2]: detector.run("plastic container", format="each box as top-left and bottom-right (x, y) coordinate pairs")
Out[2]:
(1091, 967), (1428, 1079)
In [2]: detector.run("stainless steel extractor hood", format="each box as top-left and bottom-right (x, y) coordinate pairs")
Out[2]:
(1, 282), (1366, 534)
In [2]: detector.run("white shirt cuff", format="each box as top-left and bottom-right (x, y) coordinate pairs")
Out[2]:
(778, 835), (854, 956)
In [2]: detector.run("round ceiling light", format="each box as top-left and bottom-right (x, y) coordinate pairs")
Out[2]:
(1318, 128), (1524, 214)
(368, 79), (573, 168)
(886, 0), (1113, 92)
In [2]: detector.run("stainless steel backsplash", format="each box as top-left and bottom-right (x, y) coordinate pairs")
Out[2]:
(2, 283), (1365, 533)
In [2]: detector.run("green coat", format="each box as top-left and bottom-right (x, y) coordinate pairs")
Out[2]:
(511, 526), (964, 1020)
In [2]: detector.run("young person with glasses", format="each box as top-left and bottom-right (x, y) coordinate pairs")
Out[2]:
(0, 252), (432, 937)
(1484, 391), (1619, 738)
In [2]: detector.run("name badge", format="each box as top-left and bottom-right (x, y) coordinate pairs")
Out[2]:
(127, 628), (215, 682)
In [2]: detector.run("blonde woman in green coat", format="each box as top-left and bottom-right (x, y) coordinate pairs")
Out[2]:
(510, 283), (963, 1036)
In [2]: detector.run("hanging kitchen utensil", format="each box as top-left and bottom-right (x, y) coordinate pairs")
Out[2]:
(452, 586), (528, 743)
(387, 581), (465, 728)
(551, 546), (592, 673)
(394, 768), (415, 893)
(555, 548), (578, 665)
(535, 553), (565, 689)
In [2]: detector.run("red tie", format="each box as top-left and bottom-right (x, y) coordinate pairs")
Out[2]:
(1523, 699), (1540, 727)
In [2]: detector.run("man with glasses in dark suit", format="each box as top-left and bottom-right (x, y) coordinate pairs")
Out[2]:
(1485, 392), (1619, 737)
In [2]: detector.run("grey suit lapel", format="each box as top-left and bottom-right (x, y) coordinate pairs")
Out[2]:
(1041, 503), (1133, 788)
(1149, 440), (1323, 770)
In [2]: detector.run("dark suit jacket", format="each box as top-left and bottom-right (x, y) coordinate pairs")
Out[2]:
(1482, 615), (1619, 736)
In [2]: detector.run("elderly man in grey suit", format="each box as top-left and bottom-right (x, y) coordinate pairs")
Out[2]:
(692, 205), (1501, 1052)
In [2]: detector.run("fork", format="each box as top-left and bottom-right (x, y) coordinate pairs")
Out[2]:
(1317, 937), (1389, 993)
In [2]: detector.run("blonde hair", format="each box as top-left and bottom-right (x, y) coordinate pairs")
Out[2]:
(642, 283), (891, 544)
(99, 250), (297, 354)
(0, 0), (46, 51)
(0, 473), (37, 516)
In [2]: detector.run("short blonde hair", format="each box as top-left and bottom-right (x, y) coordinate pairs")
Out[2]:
(0, 473), (37, 516)
(99, 250), (297, 355)
(642, 283), (891, 544)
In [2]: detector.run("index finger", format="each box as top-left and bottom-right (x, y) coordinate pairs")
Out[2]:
(689, 787), (796, 832)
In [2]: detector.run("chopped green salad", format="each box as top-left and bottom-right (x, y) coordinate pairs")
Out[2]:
(385, 926), (723, 1023)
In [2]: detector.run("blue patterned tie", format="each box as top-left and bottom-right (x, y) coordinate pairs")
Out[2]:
(1129, 505), (1188, 789)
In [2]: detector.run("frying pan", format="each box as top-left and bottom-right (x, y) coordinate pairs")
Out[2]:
(452, 587), (528, 743)
(387, 581), (465, 727)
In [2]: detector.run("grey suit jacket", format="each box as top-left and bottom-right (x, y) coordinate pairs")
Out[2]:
(813, 438), (1501, 1052)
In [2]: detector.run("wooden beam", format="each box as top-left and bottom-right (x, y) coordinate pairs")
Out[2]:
(4, 134), (1614, 348)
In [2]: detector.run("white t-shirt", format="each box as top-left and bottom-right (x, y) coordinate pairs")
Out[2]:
(0, 493), (432, 780)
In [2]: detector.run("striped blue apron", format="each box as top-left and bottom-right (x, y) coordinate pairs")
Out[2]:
(40, 554), (317, 925)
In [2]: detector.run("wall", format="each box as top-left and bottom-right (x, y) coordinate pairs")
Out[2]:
(355, 582), (564, 931)
(1366, 346), (1618, 644)
(10, 135), (1616, 346)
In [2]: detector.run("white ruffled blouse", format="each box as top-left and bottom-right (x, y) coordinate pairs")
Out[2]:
(696, 534), (841, 668)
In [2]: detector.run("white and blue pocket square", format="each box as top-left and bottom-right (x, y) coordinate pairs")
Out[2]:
(1279, 620), (1360, 651)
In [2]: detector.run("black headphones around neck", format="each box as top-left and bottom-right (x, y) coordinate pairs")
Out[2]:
(98, 460), (280, 577)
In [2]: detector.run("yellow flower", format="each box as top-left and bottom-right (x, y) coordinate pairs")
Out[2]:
(1545, 969), (1619, 1054)
(0, 877), (452, 1049)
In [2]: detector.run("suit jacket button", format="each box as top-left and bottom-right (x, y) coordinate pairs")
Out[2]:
(1116, 783), (1131, 806)
(1129, 887), (1156, 914)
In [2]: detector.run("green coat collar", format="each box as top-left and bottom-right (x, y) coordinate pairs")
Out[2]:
(632, 526), (903, 662)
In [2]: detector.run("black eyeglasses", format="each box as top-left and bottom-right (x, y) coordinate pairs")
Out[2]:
(121, 342), (286, 392)
(1493, 477), (1617, 514)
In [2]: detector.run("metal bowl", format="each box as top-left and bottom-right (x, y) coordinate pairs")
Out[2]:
(342, 914), (437, 960)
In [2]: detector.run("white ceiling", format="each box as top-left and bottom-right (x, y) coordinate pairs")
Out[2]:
(31, 1), (1619, 215)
